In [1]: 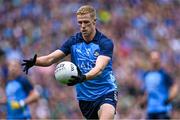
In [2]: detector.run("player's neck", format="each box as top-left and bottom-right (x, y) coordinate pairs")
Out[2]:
(83, 29), (96, 42)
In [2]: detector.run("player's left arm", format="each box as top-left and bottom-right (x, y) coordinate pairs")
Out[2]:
(164, 73), (178, 104)
(85, 37), (113, 80)
(85, 55), (110, 80)
(10, 77), (40, 109)
(68, 55), (110, 86)
(167, 82), (178, 103)
(10, 89), (40, 109)
(20, 77), (40, 105)
(23, 88), (40, 105)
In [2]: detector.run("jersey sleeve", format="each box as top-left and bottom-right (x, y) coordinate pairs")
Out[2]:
(99, 38), (114, 58)
(18, 76), (33, 95)
(59, 36), (75, 55)
(163, 71), (174, 89)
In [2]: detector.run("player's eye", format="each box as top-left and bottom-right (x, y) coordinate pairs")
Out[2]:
(84, 21), (90, 24)
(78, 21), (82, 25)
(78, 21), (91, 26)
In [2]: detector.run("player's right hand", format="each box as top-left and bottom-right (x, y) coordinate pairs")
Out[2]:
(22, 54), (37, 74)
(10, 100), (25, 109)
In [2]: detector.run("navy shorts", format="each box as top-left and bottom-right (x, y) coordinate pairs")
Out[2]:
(79, 91), (118, 119)
(147, 112), (170, 120)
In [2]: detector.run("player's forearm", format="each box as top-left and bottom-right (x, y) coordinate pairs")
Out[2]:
(35, 50), (66, 67)
(85, 56), (110, 80)
(24, 89), (40, 105)
(36, 56), (54, 66)
(168, 84), (178, 102)
(85, 67), (102, 80)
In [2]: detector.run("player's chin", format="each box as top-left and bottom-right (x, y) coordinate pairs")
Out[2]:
(82, 33), (89, 37)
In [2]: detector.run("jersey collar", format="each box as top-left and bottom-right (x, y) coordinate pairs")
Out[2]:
(80, 29), (101, 43)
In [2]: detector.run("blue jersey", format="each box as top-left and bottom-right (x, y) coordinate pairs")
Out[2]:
(143, 69), (173, 113)
(60, 29), (117, 100)
(5, 75), (33, 119)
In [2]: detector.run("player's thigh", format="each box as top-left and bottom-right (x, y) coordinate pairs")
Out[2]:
(98, 103), (115, 120)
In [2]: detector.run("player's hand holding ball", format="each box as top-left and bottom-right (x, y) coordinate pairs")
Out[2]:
(54, 61), (86, 86)
(10, 100), (25, 109)
(67, 67), (86, 86)
(22, 54), (37, 74)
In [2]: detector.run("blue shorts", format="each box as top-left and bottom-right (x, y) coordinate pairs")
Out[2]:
(79, 91), (118, 119)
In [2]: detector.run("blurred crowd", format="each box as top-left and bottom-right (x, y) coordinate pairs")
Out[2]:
(0, 0), (180, 119)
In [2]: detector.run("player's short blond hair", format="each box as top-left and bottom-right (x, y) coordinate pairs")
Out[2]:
(76, 5), (96, 20)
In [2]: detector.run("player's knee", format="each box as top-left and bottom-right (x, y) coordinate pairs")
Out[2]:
(98, 103), (115, 120)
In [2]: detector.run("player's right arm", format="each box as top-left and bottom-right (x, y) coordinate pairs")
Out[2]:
(36, 50), (65, 66)
(22, 50), (65, 74)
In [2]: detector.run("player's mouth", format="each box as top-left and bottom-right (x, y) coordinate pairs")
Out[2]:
(82, 29), (86, 32)
(82, 30), (87, 34)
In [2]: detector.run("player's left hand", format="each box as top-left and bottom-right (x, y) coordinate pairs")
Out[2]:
(10, 100), (25, 109)
(67, 67), (86, 86)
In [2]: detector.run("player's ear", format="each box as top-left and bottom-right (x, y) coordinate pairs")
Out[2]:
(93, 19), (96, 25)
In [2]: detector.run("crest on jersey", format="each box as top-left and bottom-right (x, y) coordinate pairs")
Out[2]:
(93, 50), (99, 57)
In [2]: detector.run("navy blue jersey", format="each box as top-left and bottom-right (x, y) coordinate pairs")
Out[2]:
(5, 75), (33, 119)
(60, 30), (117, 100)
(142, 68), (173, 113)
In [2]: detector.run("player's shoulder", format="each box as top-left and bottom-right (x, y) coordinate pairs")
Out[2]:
(159, 68), (168, 74)
(159, 68), (173, 78)
(97, 31), (113, 45)
(99, 35), (114, 48)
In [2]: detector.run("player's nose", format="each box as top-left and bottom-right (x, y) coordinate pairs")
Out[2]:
(81, 23), (86, 28)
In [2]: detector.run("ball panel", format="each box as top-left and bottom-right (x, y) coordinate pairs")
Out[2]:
(54, 61), (78, 85)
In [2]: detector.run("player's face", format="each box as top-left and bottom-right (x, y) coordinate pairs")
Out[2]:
(77, 13), (95, 38)
(150, 51), (161, 69)
(8, 60), (21, 79)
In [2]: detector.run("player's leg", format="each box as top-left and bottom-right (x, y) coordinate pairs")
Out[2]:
(98, 91), (118, 119)
(79, 91), (117, 119)
(98, 103), (115, 119)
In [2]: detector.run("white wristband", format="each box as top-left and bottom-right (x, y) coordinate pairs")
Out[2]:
(19, 100), (25, 107)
